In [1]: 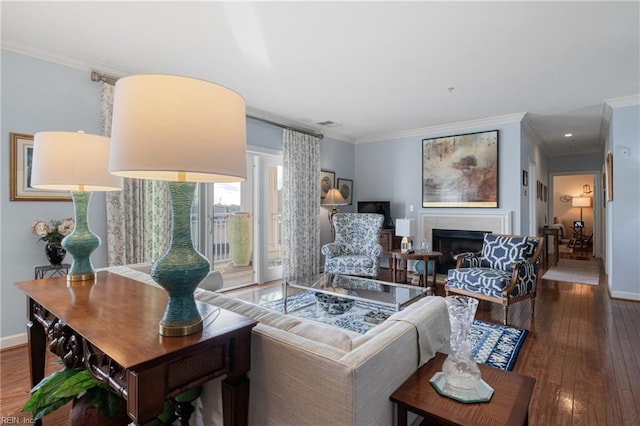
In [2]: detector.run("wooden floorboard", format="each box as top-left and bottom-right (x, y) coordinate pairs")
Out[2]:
(2, 258), (639, 425)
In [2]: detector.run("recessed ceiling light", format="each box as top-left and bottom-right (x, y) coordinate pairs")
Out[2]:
(564, 133), (573, 138)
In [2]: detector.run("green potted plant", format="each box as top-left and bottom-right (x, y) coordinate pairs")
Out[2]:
(22, 365), (129, 425)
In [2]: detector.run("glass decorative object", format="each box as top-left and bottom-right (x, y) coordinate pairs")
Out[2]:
(430, 295), (494, 403)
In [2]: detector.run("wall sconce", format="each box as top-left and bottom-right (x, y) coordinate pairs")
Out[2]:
(582, 184), (592, 195)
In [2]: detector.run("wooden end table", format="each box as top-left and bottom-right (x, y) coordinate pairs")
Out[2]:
(17, 271), (257, 425)
(390, 353), (535, 426)
(390, 250), (442, 295)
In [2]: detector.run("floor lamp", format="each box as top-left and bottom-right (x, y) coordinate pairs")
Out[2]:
(109, 74), (246, 337)
(31, 131), (123, 282)
(322, 188), (347, 240)
(571, 196), (592, 240)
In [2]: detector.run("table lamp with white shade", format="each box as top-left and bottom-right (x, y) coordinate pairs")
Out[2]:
(109, 74), (246, 337)
(395, 218), (416, 253)
(31, 131), (123, 282)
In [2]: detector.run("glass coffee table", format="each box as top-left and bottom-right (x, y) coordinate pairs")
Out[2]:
(283, 274), (428, 314)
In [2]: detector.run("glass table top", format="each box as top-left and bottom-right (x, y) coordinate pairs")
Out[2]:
(286, 274), (427, 310)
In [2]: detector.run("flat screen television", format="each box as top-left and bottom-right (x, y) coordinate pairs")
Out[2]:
(357, 201), (394, 229)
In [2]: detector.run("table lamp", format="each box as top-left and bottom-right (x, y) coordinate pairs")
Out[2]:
(322, 188), (348, 239)
(109, 74), (246, 337)
(31, 131), (123, 282)
(395, 218), (416, 253)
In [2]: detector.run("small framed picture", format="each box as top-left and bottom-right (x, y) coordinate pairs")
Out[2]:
(522, 170), (528, 187)
(9, 133), (72, 202)
(543, 185), (547, 202)
(320, 169), (335, 199)
(337, 178), (353, 205)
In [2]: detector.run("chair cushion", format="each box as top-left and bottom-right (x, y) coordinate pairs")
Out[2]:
(447, 267), (512, 299)
(480, 234), (528, 271)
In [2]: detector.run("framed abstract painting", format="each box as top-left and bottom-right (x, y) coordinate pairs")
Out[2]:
(422, 130), (499, 208)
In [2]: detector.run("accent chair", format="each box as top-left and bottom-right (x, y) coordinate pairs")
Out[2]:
(445, 233), (544, 325)
(321, 212), (384, 277)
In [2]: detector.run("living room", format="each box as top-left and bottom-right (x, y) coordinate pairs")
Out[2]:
(1, 2), (639, 425)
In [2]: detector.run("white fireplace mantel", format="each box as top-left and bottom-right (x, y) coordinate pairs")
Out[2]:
(420, 211), (512, 243)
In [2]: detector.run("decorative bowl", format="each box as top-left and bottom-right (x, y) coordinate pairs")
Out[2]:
(315, 292), (354, 315)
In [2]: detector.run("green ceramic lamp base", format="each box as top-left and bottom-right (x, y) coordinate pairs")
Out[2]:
(63, 191), (100, 282)
(152, 182), (209, 337)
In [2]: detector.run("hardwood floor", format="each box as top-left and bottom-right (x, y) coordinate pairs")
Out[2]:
(2, 257), (638, 425)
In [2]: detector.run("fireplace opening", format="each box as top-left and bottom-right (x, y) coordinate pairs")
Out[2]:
(433, 229), (490, 274)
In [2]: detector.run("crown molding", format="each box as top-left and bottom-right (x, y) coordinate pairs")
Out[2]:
(2, 42), (133, 78)
(604, 95), (640, 109)
(354, 112), (527, 144)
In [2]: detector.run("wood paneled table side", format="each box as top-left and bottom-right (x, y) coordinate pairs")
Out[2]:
(390, 250), (442, 294)
(390, 353), (536, 426)
(16, 272), (257, 426)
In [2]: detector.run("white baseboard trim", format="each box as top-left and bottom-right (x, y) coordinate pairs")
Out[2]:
(0, 333), (27, 350)
(610, 290), (640, 302)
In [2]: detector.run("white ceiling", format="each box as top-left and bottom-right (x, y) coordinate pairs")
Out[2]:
(2, 1), (639, 156)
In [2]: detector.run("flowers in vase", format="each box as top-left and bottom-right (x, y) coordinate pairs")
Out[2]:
(31, 218), (75, 244)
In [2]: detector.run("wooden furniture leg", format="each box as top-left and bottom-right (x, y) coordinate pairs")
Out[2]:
(26, 298), (46, 426)
(222, 375), (250, 426)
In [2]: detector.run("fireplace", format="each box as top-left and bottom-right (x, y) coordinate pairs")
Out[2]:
(433, 229), (490, 274)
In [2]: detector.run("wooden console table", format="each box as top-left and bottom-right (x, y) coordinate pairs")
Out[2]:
(17, 272), (257, 425)
(390, 352), (535, 426)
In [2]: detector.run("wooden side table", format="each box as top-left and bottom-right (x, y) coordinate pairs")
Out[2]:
(390, 353), (535, 426)
(390, 250), (441, 294)
(17, 272), (257, 425)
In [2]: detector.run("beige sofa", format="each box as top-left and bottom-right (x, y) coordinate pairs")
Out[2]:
(107, 266), (451, 426)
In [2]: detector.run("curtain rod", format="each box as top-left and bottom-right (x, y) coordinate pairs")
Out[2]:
(90, 70), (324, 140)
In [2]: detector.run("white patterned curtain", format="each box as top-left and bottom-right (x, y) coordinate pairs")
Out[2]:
(282, 129), (321, 280)
(101, 82), (171, 265)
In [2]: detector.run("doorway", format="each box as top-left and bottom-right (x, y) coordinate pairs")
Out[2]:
(550, 172), (601, 258)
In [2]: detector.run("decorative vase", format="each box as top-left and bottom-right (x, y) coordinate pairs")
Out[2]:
(45, 243), (66, 265)
(69, 394), (129, 426)
(442, 295), (481, 389)
(227, 212), (252, 266)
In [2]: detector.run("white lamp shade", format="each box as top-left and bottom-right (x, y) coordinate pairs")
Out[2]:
(395, 218), (416, 237)
(322, 188), (347, 206)
(109, 74), (247, 183)
(31, 131), (123, 191)
(572, 197), (592, 208)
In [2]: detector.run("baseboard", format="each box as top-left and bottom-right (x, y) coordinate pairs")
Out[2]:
(610, 290), (640, 302)
(0, 333), (27, 350)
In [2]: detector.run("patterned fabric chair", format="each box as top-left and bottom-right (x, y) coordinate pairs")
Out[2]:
(321, 213), (385, 277)
(445, 233), (544, 325)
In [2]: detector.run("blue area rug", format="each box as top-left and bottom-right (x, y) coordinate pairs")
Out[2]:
(261, 291), (528, 371)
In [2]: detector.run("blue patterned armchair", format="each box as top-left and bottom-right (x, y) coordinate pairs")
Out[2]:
(445, 233), (544, 325)
(321, 213), (385, 277)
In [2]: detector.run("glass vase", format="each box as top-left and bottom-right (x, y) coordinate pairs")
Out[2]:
(442, 295), (481, 389)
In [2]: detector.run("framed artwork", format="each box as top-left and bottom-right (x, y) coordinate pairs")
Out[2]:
(605, 152), (613, 202)
(337, 178), (353, 205)
(422, 130), (499, 208)
(522, 170), (528, 187)
(320, 169), (335, 199)
(543, 184), (547, 202)
(9, 133), (72, 201)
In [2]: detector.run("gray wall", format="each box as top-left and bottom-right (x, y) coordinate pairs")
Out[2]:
(606, 104), (640, 299)
(1, 51), (106, 342)
(354, 121), (523, 238)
